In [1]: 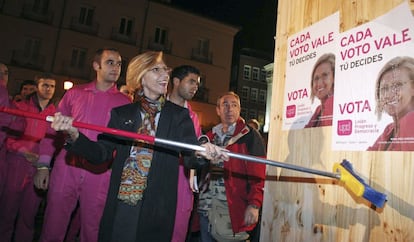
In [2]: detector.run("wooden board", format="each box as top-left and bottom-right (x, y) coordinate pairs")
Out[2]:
(262, 1), (414, 241)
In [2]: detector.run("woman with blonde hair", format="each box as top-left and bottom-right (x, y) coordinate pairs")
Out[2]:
(305, 53), (335, 128)
(49, 51), (227, 241)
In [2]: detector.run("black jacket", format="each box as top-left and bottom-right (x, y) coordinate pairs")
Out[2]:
(67, 101), (204, 242)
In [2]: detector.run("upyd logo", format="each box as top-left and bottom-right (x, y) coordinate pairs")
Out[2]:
(286, 105), (296, 118)
(337, 120), (352, 135)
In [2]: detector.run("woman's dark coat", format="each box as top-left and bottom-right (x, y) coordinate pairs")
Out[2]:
(67, 101), (203, 242)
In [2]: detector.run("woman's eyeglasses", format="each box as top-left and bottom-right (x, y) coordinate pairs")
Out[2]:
(379, 81), (409, 96)
(149, 67), (171, 74)
(312, 72), (331, 83)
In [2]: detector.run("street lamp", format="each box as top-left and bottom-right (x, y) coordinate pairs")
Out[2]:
(63, 80), (74, 90)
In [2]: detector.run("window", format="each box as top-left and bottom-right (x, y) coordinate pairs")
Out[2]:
(261, 69), (267, 82)
(191, 38), (211, 62)
(32, 0), (49, 14)
(70, 48), (87, 68)
(23, 37), (41, 59)
(249, 109), (257, 120)
(243, 65), (251, 80)
(119, 17), (133, 36)
(196, 38), (210, 57)
(154, 26), (167, 45)
(79, 6), (94, 26)
(252, 67), (260, 81)
(240, 108), (248, 120)
(250, 88), (258, 103)
(241, 86), (250, 102)
(259, 89), (266, 105)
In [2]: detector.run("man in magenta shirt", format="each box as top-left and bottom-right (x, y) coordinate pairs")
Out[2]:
(0, 63), (11, 196)
(0, 73), (57, 241)
(35, 48), (131, 242)
(168, 65), (202, 242)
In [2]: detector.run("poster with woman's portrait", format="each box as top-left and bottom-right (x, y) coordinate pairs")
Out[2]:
(282, 12), (339, 130)
(332, 2), (414, 151)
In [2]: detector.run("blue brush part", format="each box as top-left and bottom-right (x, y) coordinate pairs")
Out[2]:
(362, 184), (388, 208)
(341, 160), (387, 208)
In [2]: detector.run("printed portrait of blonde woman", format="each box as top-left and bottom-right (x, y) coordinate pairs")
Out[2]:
(368, 56), (414, 151)
(305, 53), (336, 128)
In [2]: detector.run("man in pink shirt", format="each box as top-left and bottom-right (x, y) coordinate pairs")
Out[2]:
(0, 63), (11, 196)
(13, 79), (37, 102)
(0, 73), (57, 241)
(34, 48), (131, 242)
(169, 65), (202, 242)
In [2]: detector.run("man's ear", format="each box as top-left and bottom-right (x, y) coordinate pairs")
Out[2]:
(173, 77), (180, 86)
(92, 61), (100, 71)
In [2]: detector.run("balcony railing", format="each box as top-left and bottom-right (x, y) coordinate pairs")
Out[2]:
(0, 0), (4, 13)
(147, 37), (172, 54)
(60, 60), (92, 80)
(21, 3), (53, 24)
(70, 17), (99, 35)
(11, 50), (45, 70)
(110, 27), (137, 45)
(191, 48), (212, 64)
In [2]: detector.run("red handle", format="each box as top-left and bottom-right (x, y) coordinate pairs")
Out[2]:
(0, 106), (155, 144)
(72, 120), (155, 143)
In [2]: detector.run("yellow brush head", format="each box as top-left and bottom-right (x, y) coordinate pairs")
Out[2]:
(333, 163), (365, 197)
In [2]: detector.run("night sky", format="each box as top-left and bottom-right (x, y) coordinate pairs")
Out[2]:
(170, 0), (277, 54)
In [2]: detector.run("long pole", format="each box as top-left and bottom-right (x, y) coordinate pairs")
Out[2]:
(0, 106), (388, 208)
(1, 106), (339, 179)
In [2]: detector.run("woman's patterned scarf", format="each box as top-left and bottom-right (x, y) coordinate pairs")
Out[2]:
(118, 93), (165, 205)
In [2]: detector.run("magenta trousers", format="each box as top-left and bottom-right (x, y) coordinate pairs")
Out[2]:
(40, 162), (110, 242)
(0, 145), (7, 196)
(171, 163), (194, 242)
(0, 153), (43, 242)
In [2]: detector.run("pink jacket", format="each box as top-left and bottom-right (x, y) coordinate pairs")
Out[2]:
(6, 95), (56, 164)
(171, 102), (202, 242)
(42, 81), (131, 169)
(0, 84), (11, 148)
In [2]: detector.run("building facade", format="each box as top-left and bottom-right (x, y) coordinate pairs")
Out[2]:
(0, 0), (239, 129)
(231, 48), (273, 132)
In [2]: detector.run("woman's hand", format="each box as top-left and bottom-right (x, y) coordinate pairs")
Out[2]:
(51, 112), (79, 141)
(197, 142), (229, 163)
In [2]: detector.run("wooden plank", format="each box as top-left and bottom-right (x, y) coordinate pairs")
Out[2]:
(262, 0), (414, 241)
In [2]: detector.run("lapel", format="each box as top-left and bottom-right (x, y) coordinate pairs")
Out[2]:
(156, 101), (173, 138)
(117, 102), (142, 133)
(114, 101), (173, 145)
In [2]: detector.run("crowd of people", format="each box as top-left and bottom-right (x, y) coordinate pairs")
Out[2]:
(0, 49), (267, 242)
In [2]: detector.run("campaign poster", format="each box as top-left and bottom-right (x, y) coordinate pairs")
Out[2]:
(332, 2), (414, 151)
(282, 12), (339, 130)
